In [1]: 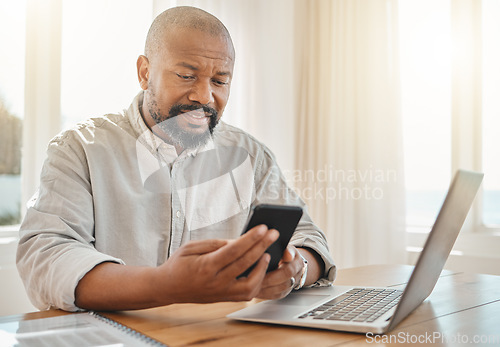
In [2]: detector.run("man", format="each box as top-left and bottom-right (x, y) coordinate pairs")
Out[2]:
(17, 6), (335, 312)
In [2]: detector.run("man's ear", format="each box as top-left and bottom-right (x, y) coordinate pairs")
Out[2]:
(137, 55), (150, 90)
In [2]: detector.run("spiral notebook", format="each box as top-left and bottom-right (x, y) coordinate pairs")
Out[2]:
(0, 311), (166, 347)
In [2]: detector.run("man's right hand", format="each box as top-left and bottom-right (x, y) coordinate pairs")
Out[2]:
(150, 224), (278, 305)
(75, 225), (278, 310)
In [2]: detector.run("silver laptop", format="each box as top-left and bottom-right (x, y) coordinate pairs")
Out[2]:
(228, 169), (483, 334)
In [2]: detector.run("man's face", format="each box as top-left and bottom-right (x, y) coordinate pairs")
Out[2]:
(139, 27), (234, 149)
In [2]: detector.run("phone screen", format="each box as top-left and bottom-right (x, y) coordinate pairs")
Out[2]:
(238, 204), (303, 277)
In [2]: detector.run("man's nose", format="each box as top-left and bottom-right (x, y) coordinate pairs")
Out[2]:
(188, 79), (215, 105)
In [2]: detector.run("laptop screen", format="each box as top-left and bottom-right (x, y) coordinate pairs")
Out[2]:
(388, 170), (483, 331)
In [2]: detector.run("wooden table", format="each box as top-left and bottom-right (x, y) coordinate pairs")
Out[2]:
(3, 265), (500, 346)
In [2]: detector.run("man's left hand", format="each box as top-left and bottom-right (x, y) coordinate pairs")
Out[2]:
(256, 245), (305, 300)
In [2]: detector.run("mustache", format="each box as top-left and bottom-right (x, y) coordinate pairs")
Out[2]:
(169, 104), (218, 119)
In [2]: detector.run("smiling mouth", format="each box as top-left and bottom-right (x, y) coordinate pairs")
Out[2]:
(186, 112), (207, 119)
(182, 109), (209, 117)
(180, 109), (210, 127)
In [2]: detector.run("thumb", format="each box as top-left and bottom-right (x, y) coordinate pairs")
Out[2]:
(280, 245), (296, 263)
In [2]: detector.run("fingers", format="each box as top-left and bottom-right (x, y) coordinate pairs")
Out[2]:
(211, 225), (279, 278)
(265, 246), (301, 287)
(279, 245), (296, 265)
(256, 273), (295, 300)
(257, 249), (303, 300)
(262, 261), (300, 289)
(165, 225), (280, 303)
(180, 239), (229, 255)
(228, 253), (272, 300)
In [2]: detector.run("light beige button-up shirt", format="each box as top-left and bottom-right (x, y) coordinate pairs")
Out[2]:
(16, 92), (336, 311)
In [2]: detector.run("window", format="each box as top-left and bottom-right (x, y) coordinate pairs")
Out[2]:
(0, 1), (26, 226)
(400, 0), (500, 230)
(400, 0), (500, 274)
(482, 0), (500, 226)
(399, 0), (452, 228)
(60, 0), (152, 129)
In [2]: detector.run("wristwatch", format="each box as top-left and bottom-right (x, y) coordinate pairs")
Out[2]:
(293, 252), (308, 290)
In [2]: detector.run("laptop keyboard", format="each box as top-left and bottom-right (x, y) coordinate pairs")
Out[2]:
(298, 288), (403, 323)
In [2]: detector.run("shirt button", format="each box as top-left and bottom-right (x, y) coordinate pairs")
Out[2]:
(176, 210), (181, 218)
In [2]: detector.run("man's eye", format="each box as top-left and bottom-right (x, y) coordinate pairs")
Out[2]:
(177, 74), (194, 80)
(213, 79), (228, 86)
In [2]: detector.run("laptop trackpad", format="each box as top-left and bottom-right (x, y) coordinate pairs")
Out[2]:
(266, 293), (330, 306)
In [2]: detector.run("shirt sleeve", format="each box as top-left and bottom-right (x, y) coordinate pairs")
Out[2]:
(253, 147), (336, 285)
(16, 130), (124, 312)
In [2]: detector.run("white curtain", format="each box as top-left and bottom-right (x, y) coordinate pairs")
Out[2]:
(451, 0), (482, 174)
(152, 0), (407, 268)
(293, 0), (406, 268)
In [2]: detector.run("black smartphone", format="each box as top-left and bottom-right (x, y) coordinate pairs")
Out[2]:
(238, 204), (303, 278)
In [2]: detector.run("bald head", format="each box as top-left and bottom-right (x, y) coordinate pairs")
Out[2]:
(145, 6), (235, 61)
